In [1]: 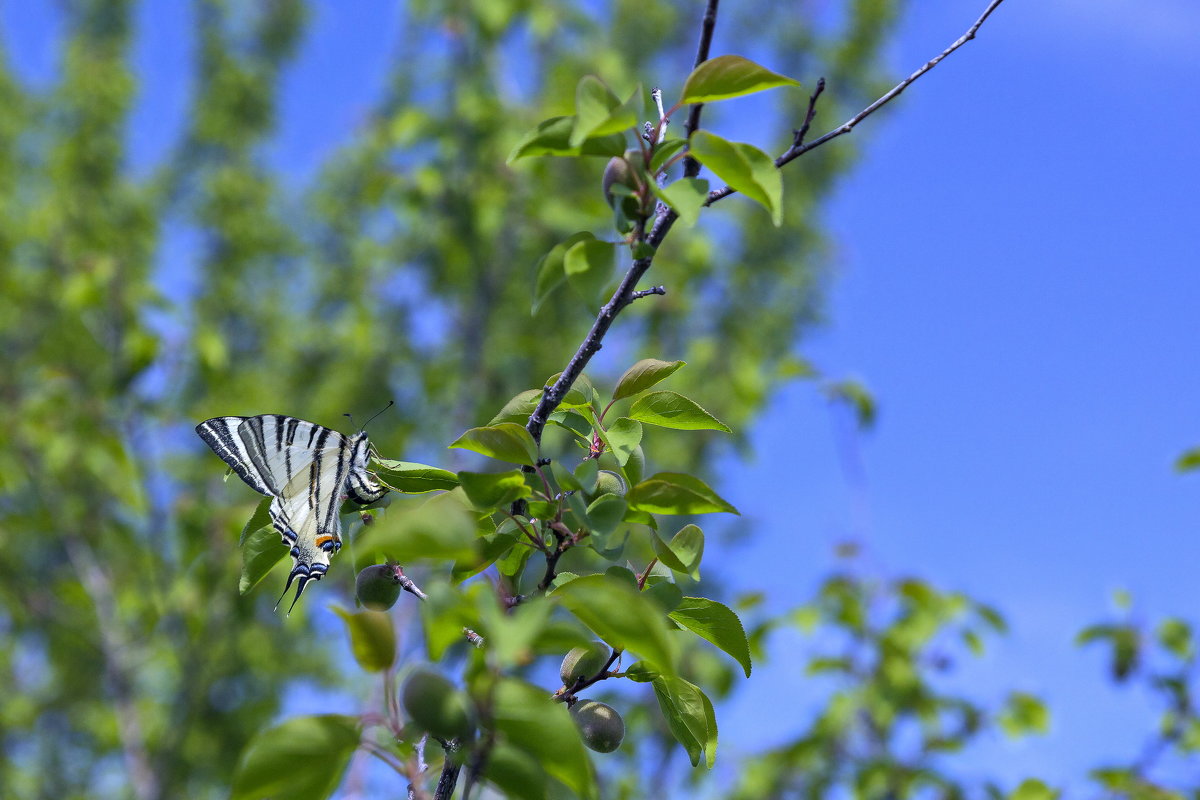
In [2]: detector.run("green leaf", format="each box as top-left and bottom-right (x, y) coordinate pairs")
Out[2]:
(239, 496), (273, 547)
(656, 524), (704, 580)
(554, 574), (677, 676)
(669, 597), (752, 677)
(564, 238), (616, 306)
(651, 676), (711, 767)
(230, 714), (360, 800)
(355, 496), (477, 566)
(628, 390), (731, 432)
(651, 178), (709, 226)
(449, 423), (538, 466)
(508, 115), (626, 162)
(571, 77), (639, 146)
(623, 661), (661, 683)
(629, 473), (738, 515)
(533, 232), (595, 315)
(458, 470), (532, 510)
(452, 529), (519, 584)
(372, 459), (459, 493)
(548, 409), (593, 442)
(330, 607), (395, 672)
(1176, 447), (1200, 473)
(612, 358), (685, 400)
(419, 582), (476, 659)
(1009, 779), (1059, 800)
(700, 688), (718, 769)
(603, 417), (642, 465)
(489, 389), (544, 425)
(688, 130), (782, 225)
(825, 379), (876, 430)
(239, 525), (286, 595)
(681, 54), (800, 103)
(483, 743), (550, 800)
(649, 138), (687, 174)
(492, 678), (596, 800)
(586, 493), (627, 537)
(998, 691), (1050, 738)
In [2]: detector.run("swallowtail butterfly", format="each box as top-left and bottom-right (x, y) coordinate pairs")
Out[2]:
(196, 414), (388, 612)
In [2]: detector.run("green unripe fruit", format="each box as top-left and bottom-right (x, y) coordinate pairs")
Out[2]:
(560, 641), (611, 687)
(570, 700), (625, 753)
(402, 669), (475, 740)
(356, 564), (401, 611)
(602, 149), (641, 209)
(593, 470), (626, 498)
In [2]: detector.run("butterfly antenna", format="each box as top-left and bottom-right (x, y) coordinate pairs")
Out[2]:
(343, 412), (356, 430)
(360, 400), (395, 432)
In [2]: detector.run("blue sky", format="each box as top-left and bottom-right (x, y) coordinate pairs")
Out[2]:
(7, 0), (1199, 793)
(721, 0), (1200, 788)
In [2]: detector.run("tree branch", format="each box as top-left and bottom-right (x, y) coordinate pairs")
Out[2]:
(682, 0), (720, 179)
(522, 0), (722, 463)
(706, 0), (1008, 206)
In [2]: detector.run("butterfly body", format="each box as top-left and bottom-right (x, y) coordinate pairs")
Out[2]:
(196, 414), (387, 611)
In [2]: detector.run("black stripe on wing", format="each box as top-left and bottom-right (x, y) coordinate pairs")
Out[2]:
(196, 417), (271, 496)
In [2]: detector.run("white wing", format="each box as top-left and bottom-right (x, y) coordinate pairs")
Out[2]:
(196, 415), (353, 612)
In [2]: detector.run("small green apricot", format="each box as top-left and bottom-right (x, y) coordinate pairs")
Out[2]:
(401, 669), (475, 740)
(560, 641), (611, 687)
(570, 700), (625, 753)
(355, 564), (401, 611)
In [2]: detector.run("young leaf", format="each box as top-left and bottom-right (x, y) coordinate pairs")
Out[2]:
(508, 115), (626, 162)
(555, 574), (677, 676)
(239, 526), (287, 595)
(651, 178), (710, 227)
(564, 238), (616, 306)
(668, 597), (752, 677)
(628, 390), (731, 432)
(649, 138), (687, 174)
(700, 689), (718, 769)
(629, 473), (738, 515)
(601, 417), (642, 465)
(372, 460), (460, 493)
(489, 389), (544, 425)
(239, 496), (273, 546)
(457, 470), (532, 510)
(492, 678), (597, 800)
(688, 130), (783, 225)
(571, 77), (639, 146)
(330, 607), (395, 672)
(681, 54), (800, 103)
(586, 493), (627, 537)
(230, 714), (360, 800)
(652, 524), (704, 580)
(449, 423), (539, 466)
(612, 358), (685, 400)
(533, 232), (596, 315)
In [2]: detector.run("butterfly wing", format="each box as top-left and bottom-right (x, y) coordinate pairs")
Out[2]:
(196, 415), (354, 611)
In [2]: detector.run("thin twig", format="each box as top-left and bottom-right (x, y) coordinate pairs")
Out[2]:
(630, 286), (667, 301)
(706, 0), (1008, 206)
(682, 0), (720, 179)
(792, 77), (826, 148)
(393, 565), (429, 600)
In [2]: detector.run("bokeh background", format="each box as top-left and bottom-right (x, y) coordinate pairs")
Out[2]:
(2, 0), (1196, 797)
